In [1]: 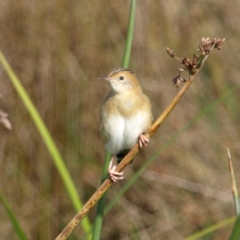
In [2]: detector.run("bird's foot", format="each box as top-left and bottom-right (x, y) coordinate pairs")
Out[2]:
(138, 134), (150, 148)
(108, 158), (124, 182)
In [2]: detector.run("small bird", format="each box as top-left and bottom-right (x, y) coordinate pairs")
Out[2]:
(99, 67), (153, 182)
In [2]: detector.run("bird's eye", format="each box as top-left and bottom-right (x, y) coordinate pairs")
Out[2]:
(119, 76), (125, 81)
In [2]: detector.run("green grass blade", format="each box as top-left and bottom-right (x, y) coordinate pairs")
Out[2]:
(92, 1), (136, 239)
(227, 148), (240, 216)
(230, 216), (240, 240)
(0, 191), (28, 240)
(91, 152), (111, 240)
(0, 51), (91, 236)
(184, 217), (236, 240)
(121, 0), (136, 68)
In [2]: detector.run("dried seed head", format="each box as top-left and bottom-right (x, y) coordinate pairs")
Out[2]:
(198, 37), (213, 55)
(192, 54), (199, 63)
(198, 44), (206, 55)
(215, 38), (226, 50)
(167, 37), (225, 84)
(177, 68), (185, 72)
(172, 76), (181, 88)
(181, 58), (192, 67)
(179, 76), (187, 82)
(166, 47), (175, 57)
(201, 37), (211, 46)
(172, 75), (186, 88)
(198, 37), (226, 55)
(211, 38), (217, 44)
(181, 58), (187, 65)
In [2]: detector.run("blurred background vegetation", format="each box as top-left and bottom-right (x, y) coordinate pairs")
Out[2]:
(0, 0), (239, 239)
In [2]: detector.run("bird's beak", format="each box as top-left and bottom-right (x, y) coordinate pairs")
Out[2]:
(99, 76), (112, 81)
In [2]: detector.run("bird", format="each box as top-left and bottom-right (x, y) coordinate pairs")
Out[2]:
(99, 67), (153, 182)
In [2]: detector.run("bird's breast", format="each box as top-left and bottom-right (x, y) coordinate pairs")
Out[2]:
(102, 110), (151, 154)
(100, 91), (152, 154)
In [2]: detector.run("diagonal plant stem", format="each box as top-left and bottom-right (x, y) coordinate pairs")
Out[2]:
(106, 84), (237, 215)
(55, 43), (216, 240)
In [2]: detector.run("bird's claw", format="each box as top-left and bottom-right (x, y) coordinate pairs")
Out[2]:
(138, 134), (150, 148)
(108, 158), (124, 182)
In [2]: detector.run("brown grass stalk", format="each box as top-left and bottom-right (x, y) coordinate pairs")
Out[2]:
(55, 39), (223, 240)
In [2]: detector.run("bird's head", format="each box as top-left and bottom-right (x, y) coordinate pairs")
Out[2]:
(99, 67), (141, 93)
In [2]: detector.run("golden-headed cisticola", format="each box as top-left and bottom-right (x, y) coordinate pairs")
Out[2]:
(99, 67), (153, 182)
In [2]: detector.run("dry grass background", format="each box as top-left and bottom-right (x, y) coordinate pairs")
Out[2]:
(0, 1), (239, 239)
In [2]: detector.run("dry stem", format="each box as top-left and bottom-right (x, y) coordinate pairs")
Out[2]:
(55, 38), (225, 240)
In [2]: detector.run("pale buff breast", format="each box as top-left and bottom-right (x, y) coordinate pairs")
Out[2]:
(101, 92), (152, 154)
